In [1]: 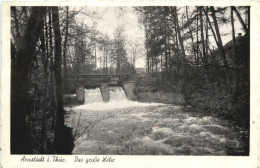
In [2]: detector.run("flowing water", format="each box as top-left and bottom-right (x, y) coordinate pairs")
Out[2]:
(65, 87), (248, 155)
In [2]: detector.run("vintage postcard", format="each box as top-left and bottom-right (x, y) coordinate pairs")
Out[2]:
(1, 0), (259, 168)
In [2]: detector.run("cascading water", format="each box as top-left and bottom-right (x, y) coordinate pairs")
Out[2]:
(73, 86), (161, 111)
(84, 88), (103, 104)
(84, 86), (126, 104)
(109, 87), (127, 101)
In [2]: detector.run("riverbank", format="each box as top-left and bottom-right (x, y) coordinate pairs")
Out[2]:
(135, 74), (185, 105)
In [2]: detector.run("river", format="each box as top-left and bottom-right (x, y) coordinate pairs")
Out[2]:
(65, 87), (248, 155)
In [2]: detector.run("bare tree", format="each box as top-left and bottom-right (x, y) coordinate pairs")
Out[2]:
(210, 6), (229, 82)
(52, 6), (65, 153)
(232, 7), (248, 33)
(200, 7), (208, 84)
(63, 7), (69, 89)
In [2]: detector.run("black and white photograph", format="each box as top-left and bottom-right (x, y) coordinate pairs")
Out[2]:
(1, 1), (259, 167)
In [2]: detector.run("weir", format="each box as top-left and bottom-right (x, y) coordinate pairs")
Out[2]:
(75, 82), (136, 104)
(66, 74), (136, 103)
(83, 86), (127, 104)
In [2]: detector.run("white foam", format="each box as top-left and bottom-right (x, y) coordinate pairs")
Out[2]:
(73, 100), (163, 111)
(135, 136), (171, 152)
(128, 112), (150, 121)
(152, 127), (174, 136)
(85, 88), (103, 103)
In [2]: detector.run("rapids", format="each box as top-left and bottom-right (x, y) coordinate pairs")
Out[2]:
(65, 87), (248, 155)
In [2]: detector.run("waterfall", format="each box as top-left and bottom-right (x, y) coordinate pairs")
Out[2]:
(84, 88), (103, 104)
(109, 87), (127, 101)
(84, 87), (126, 104)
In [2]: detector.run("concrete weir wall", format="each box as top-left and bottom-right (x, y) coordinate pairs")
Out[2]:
(76, 86), (85, 104)
(122, 82), (137, 101)
(100, 83), (110, 102)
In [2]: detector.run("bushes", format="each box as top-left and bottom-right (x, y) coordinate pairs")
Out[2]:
(137, 91), (185, 104)
(135, 74), (185, 104)
(189, 83), (229, 112)
(188, 81), (249, 128)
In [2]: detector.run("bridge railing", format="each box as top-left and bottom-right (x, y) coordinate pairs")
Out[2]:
(66, 74), (131, 77)
(66, 74), (131, 85)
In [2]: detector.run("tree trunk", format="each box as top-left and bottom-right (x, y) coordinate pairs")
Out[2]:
(11, 7), (20, 38)
(63, 6), (69, 91)
(196, 7), (199, 64)
(160, 54), (162, 72)
(11, 7), (46, 154)
(185, 7), (197, 61)
(231, 7), (237, 72)
(52, 6), (65, 153)
(151, 56), (154, 73)
(40, 23), (48, 153)
(173, 25), (181, 81)
(173, 7), (182, 81)
(173, 7), (185, 59)
(205, 7), (209, 62)
(103, 46), (106, 73)
(205, 7), (210, 81)
(164, 27), (168, 73)
(231, 6), (238, 113)
(202, 7), (219, 52)
(233, 7), (248, 33)
(210, 6), (229, 82)
(167, 28), (172, 75)
(200, 7), (208, 84)
(156, 59), (158, 73)
(146, 45), (149, 73)
(48, 8), (57, 111)
(105, 46), (109, 74)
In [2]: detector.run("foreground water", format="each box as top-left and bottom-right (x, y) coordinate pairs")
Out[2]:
(65, 87), (248, 155)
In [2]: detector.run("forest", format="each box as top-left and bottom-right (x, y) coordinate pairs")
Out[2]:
(10, 6), (249, 154)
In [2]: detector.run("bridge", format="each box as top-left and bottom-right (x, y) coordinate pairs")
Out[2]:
(66, 74), (131, 87)
(65, 74), (136, 103)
